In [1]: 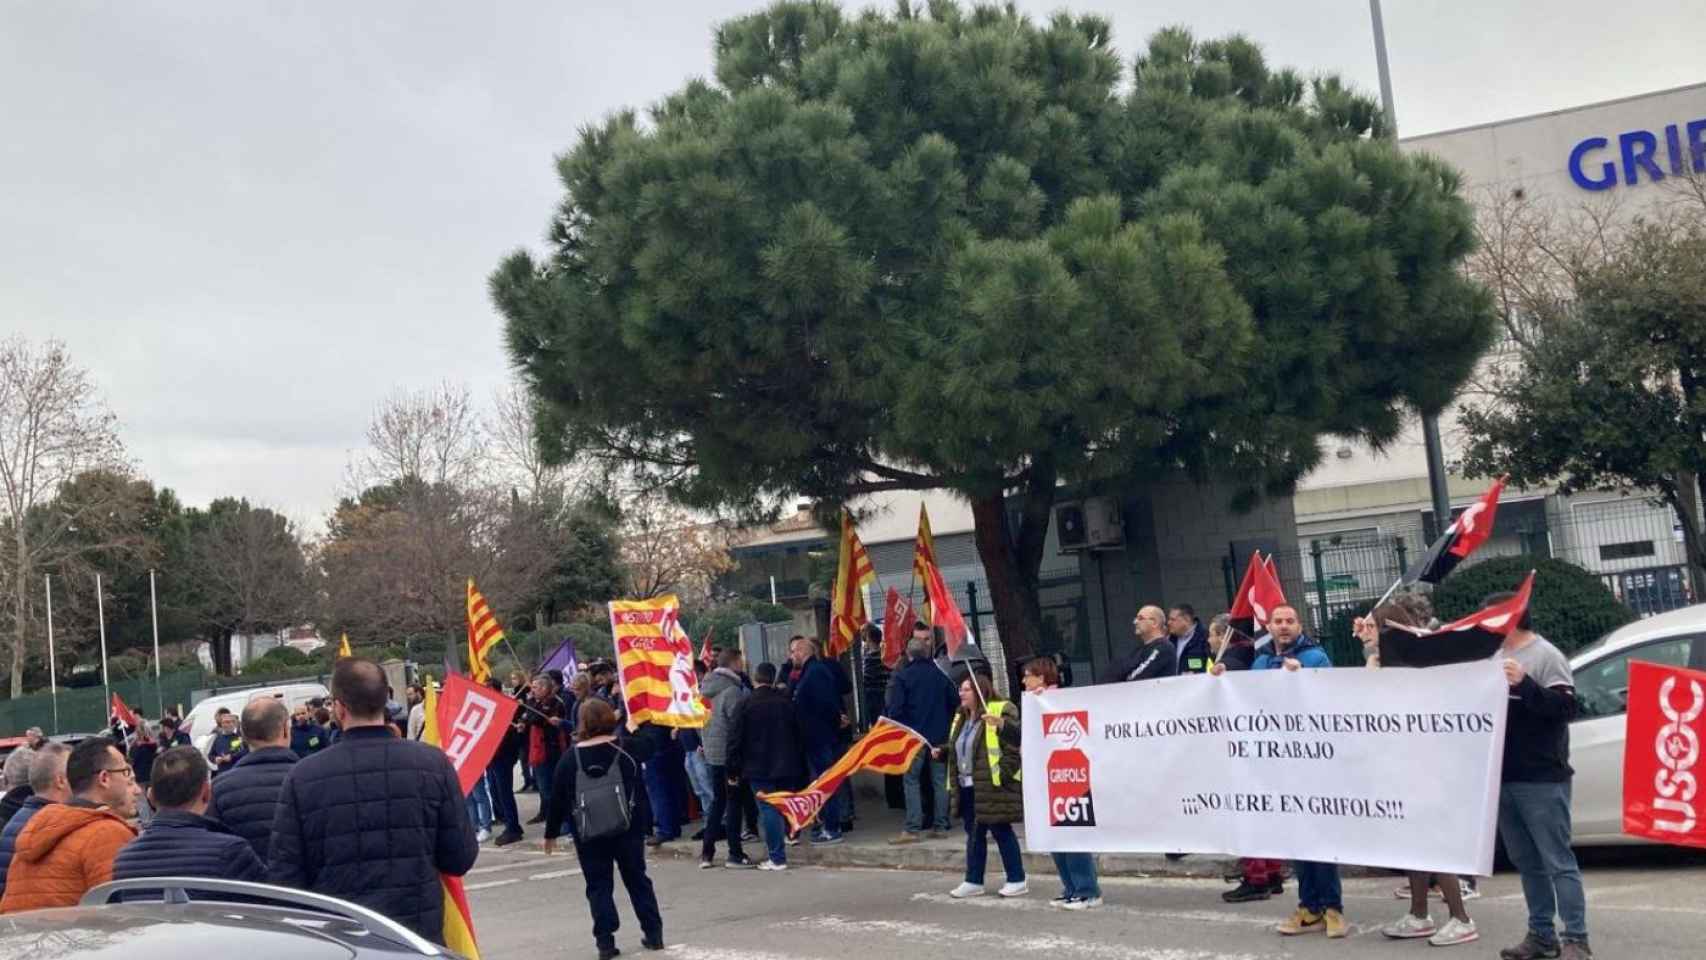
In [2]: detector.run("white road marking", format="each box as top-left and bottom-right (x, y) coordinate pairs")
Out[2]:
(468, 858), (545, 876)
(530, 868), (581, 879)
(465, 877), (522, 892)
(799, 913), (1278, 960)
(908, 891), (1274, 927)
(464, 867), (581, 891)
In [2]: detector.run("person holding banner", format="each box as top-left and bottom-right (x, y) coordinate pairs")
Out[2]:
(1252, 605), (1347, 939)
(543, 699), (664, 959)
(1021, 657), (1101, 910)
(943, 674), (1027, 899)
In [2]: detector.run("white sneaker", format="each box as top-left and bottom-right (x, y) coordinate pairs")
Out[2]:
(1382, 913), (1437, 939)
(475, 828), (491, 843)
(997, 881), (1028, 898)
(949, 882), (985, 899)
(1061, 896), (1102, 910)
(758, 860), (788, 872)
(1460, 880), (1482, 901)
(1428, 917), (1479, 947)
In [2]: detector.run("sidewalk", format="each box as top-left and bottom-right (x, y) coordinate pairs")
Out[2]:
(514, 774), (1357, 880)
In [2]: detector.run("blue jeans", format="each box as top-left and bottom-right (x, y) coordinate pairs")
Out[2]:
(685, 749), (716, 815)
(1499, 781), (1588, 944)
(748, 777), (789, 864)
(487, 760), (521, 834)
(903, 751), (949, 833)
(804, 741), (843, 838)
(1293, 860), (1342, 913)
(466, 776), (492, 830)
(1051, 852), (1100, 899)
(960, 785), (1024, 885)
(533, 757), (559, 818)
(643, 741), (683, 840)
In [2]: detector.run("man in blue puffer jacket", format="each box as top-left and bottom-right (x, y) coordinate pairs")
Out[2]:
(211, 699), (298, 861)
(0, 743), (71, 902)
(111, 746), (265, 890)
(788, 637), (846, 844)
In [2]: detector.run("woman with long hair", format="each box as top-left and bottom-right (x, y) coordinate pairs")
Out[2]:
(942, 672), (1027, 899)
(545, 698), (664, 959)
(1021, 657), (1100, 909)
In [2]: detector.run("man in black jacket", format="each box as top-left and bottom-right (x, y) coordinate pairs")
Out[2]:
(112, 746), (265, 889)
(885, 632), (958, 843)
(269, 658), (478, 943)
(211, 698), (297, 861)
(727, 662), (805, 871)
(1102, 605), (1178, 683)
(1166, 605), (1213, 675)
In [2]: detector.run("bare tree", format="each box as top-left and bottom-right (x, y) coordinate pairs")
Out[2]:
(617, 490), (734, 605)
(356, 382), (483, 491)
(0, 338), (125, 696)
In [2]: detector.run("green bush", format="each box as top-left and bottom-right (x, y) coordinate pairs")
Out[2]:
(1432, 556), (1637, 656)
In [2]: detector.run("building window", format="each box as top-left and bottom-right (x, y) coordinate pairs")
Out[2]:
(1599, 540), (1656, 561)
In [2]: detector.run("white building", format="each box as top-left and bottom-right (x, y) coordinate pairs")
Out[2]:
(1294, 82), (1706, 614)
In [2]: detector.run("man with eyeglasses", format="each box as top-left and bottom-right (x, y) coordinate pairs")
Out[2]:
(1101, 605), (1177, 684)
(0, 737), (139, 912)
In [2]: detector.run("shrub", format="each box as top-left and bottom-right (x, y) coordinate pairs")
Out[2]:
(1431, 556), (1636, 656)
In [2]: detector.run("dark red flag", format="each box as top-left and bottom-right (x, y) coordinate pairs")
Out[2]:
(881, 588), (914, 669)
(110, 692), (140, 730)
(698, 626), (715, 668)
(1228, 551), (1287, 638)
(1407, 477), (1506, 584)
(435, 672), (520, 795)
(1379, 569), (1534, 668)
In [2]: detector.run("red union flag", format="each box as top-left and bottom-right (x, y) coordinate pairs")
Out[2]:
(881, 588), (914, 669)
(435, 672), (519, 795)
(1624, 660), (1706, 848)
(757, 718), (927, 834)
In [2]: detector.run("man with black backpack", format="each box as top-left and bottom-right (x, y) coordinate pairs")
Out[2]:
(544, 698), (664, 960)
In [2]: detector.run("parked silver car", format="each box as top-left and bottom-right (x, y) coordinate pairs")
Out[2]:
(0, 878), (462, 960)
(1567, 603), (1706, 845)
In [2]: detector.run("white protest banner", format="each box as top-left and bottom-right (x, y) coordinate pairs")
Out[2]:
(1022, 659), (1508, 875)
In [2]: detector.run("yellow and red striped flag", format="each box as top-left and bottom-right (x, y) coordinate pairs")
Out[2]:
(757, 718), (928, 835)
(608, 595), (709, 729)
(466, 579), (505, 685)
(912, 504), (969, 656)
(912, 504), (937, 622)
(825, 510), (876, 660)
(420, 682), (481, 959)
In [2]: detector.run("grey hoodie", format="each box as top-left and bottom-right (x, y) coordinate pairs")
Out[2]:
(699, 669), (749, 766)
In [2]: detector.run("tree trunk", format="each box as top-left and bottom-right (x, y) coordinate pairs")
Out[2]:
(212, 628), (234, 677)
(966, 457), (1058, 670)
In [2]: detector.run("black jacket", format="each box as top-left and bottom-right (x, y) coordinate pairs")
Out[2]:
(1171, 622), (1212, 675)
(1101, 637), (1177, 684)
(290, 722), (329, 758)
(0, 795), (52, 901)
(728, 686), (806, 784)
(886, 656), (959, 746)
(268, 725), (478, 944)
(1217, 635), (1257, 672)
(544, 736), (656, 842)
(0, 786), (34, 830)
(210, 746), (298, 861)
(111, 809), (266, 887)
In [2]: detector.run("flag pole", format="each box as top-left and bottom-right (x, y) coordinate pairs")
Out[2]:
(45, 575), (59, 735)
(149, 568), (164, 717)
(96, 572), (111, 722)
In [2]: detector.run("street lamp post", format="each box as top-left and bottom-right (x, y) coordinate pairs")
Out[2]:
(1369, 0), (1455, 537)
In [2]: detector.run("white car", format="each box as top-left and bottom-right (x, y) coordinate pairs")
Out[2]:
(182, 682), (329, 755)
(1566, 603), (1706, 845)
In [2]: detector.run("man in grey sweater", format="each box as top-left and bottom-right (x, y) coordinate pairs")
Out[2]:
(699, 649), (752, 869)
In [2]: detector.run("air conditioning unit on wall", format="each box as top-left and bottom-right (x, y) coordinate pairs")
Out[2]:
(1055, 497), (1123, 552)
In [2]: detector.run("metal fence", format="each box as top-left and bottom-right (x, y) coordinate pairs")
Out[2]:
(0, 668), (212, 737)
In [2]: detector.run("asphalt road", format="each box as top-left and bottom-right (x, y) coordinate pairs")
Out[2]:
(464, 841), (1706, 959)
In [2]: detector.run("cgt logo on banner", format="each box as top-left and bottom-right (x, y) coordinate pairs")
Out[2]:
(1624, 660), (1706, 848)
(1043, 712), (1095, 827)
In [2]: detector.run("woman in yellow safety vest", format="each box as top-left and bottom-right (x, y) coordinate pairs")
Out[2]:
(939, 672), (1027, 899)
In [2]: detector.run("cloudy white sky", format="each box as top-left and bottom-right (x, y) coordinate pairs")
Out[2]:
(4, 1), (1700, 526)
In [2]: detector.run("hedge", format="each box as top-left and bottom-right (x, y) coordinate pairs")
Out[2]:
(1431, 556), (1637, 656)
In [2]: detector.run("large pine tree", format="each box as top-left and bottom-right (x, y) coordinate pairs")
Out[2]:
(492, 1), (1494, 659)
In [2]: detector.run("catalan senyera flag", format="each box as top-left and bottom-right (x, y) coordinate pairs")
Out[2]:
(337, 633), (352, 659)
(420, 682), (481, 960)
(826, 510), (876, 660)
(913, 504), (938, 622)
(466, 579), (506, 685)
(609, 594), (708, 729)
(757, 718), (928, 834)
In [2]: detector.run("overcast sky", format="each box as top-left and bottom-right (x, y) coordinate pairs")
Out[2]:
(4, 1), (1700, 528)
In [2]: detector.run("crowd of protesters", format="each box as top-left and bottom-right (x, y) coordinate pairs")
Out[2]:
(0, 586), (1592, 960)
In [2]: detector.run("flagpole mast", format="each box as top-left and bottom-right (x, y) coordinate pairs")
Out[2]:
(149, 568), (164, 717)
(45, 575), (59, 735)
(96, 573), (111, 721)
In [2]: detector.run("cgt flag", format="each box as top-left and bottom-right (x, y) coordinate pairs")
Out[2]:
(466, 579), (507, 685)
(609, 595), (709, 729)
(420, 682), (482, 959)
(1406, 477), (1506, 585)
(1378, 570), (1534, 669)
(1623, 660), (1706, 849)
(881, 588), (915, 669)
(757, 718), (928, 835)
(110, 692), (140, 731)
